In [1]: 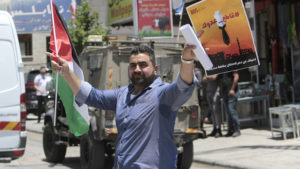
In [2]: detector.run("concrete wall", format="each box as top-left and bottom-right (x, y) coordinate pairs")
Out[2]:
(88, 0), (107, 25)
(88, 0), (137, 36)
(23, 32), (49, 73)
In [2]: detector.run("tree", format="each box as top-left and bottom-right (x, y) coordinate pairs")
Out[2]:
(68, 1), (108, 54)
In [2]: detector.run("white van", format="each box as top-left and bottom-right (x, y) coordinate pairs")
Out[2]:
(0, 10), (26, 160)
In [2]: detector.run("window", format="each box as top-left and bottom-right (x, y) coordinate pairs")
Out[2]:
(18, 34), (32, 61)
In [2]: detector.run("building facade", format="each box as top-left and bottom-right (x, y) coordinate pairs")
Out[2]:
(0, 0), (78, 73)
(2, 0), (300, 103)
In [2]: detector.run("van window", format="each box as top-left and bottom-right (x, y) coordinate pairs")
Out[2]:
(0, 41), (18, 91)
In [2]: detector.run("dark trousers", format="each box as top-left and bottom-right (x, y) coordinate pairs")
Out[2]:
(207, 88), (221, 129)
(37, 96), (47, 122)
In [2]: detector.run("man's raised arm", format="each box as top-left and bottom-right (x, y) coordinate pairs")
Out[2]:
(180, 44), (196, 84)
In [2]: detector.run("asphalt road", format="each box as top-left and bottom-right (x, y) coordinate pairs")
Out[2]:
(0, 131), (233, 169)
(0, 132), (80, 169)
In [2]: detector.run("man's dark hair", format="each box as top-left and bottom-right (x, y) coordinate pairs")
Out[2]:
(130, 45), (156, 66)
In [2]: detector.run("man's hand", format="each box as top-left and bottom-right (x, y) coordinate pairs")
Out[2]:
(34, 84), (44, 94)
(39, 90), (44, 95)
(45, 52), (81, 95)
(182, 44), (196, 60)
(45, 52), (70, 78)
(182, 30), (205, 60)
(229, 89), (235, 96)
(180, 30), (207, 85)
(229, 72), (239, 96)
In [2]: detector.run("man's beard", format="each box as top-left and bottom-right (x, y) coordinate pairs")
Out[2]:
(130, 71), (156, 87)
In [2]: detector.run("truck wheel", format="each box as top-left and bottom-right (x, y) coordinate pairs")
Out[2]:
(177, 141), (193, 169)
(43, 124), (67, 162)
(80, 133), (105, 169)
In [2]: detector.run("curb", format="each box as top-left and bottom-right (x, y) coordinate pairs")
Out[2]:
(193, 158), (247, 169)
(194, 158), (262, 169)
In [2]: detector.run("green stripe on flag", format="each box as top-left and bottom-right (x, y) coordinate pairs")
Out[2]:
(53, 74), (89, 136)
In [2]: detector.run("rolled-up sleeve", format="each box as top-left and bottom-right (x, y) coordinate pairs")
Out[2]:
(76, 80), (120, 111)
(161, 74), (198, 111)
(176, 74), (198, 91)
(75, 81), (92, 106)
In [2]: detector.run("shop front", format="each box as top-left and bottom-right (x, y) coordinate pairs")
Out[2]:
(253, 0), (300, 105)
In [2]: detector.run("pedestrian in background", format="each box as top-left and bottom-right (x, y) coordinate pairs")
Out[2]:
(194, 61), (205, 129)
(34, 66), (47, 123)
(203, 74), (222, 137)
(194, 62), (213, 129)
(48, 44), (198, 169)
(218, 71), (240, 137)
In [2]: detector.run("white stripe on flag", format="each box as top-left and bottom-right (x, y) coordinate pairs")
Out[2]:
(67, 61), (90, 124)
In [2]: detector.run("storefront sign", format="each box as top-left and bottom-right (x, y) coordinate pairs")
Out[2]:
(108, 0), (133, 25)
(0, 0), (80, 34)
(136, 0), (173, 38)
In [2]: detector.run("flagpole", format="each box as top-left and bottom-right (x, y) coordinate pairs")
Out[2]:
(176, 12), (183, 42)
(50, 0), (59, 127)
(176, 0), (185, 43)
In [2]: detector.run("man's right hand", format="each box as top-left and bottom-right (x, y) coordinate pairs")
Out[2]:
(45, 52), (81, 95)
(45, 52), (70, 78)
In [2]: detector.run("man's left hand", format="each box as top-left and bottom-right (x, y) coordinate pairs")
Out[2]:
(182, 44), (196, 60)
(229, 89), (235, 96)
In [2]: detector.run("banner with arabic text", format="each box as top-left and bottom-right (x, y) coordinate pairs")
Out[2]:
(0, 0), (80, 33)
(186, 0), (259, 75)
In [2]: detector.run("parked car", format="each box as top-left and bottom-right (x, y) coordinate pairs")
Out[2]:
(25, 69), (55, 116)
(0, 10), (26, 160)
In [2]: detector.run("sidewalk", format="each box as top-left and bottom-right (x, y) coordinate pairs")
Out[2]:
(26, 115), (300, 169)
(193, 124), (300, 169)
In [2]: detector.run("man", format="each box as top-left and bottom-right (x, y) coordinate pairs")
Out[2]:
(48, 44), (197, 169)
(218, 71), (240, 137)
(203, 74), (222, 137)
(194, 62), (204, 128)
(34, 66), (48, 123)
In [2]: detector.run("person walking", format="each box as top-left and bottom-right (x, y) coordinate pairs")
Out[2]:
(218, 71), (240, 137)
(203, 74), (222, 137)
(194, 62), (205, 129)
(48, 44), (198, 169)
(34, 66), (48, 123)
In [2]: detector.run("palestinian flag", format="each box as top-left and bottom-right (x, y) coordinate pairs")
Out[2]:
(49, 1), (89, 136)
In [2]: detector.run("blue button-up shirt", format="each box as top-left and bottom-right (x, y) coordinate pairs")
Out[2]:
(76, 75), (196, 169)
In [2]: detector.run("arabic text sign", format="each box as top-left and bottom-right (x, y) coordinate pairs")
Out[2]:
(0, 0), (78, 33)
(186, 0), (259, 75)
(137, 0), (173, 38)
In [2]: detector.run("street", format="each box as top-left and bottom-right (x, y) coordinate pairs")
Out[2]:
(0, 132), (80, 169)
(0, 128), (232, 169)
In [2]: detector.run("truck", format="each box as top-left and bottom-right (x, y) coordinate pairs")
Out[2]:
(43, 40), (205, 169)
